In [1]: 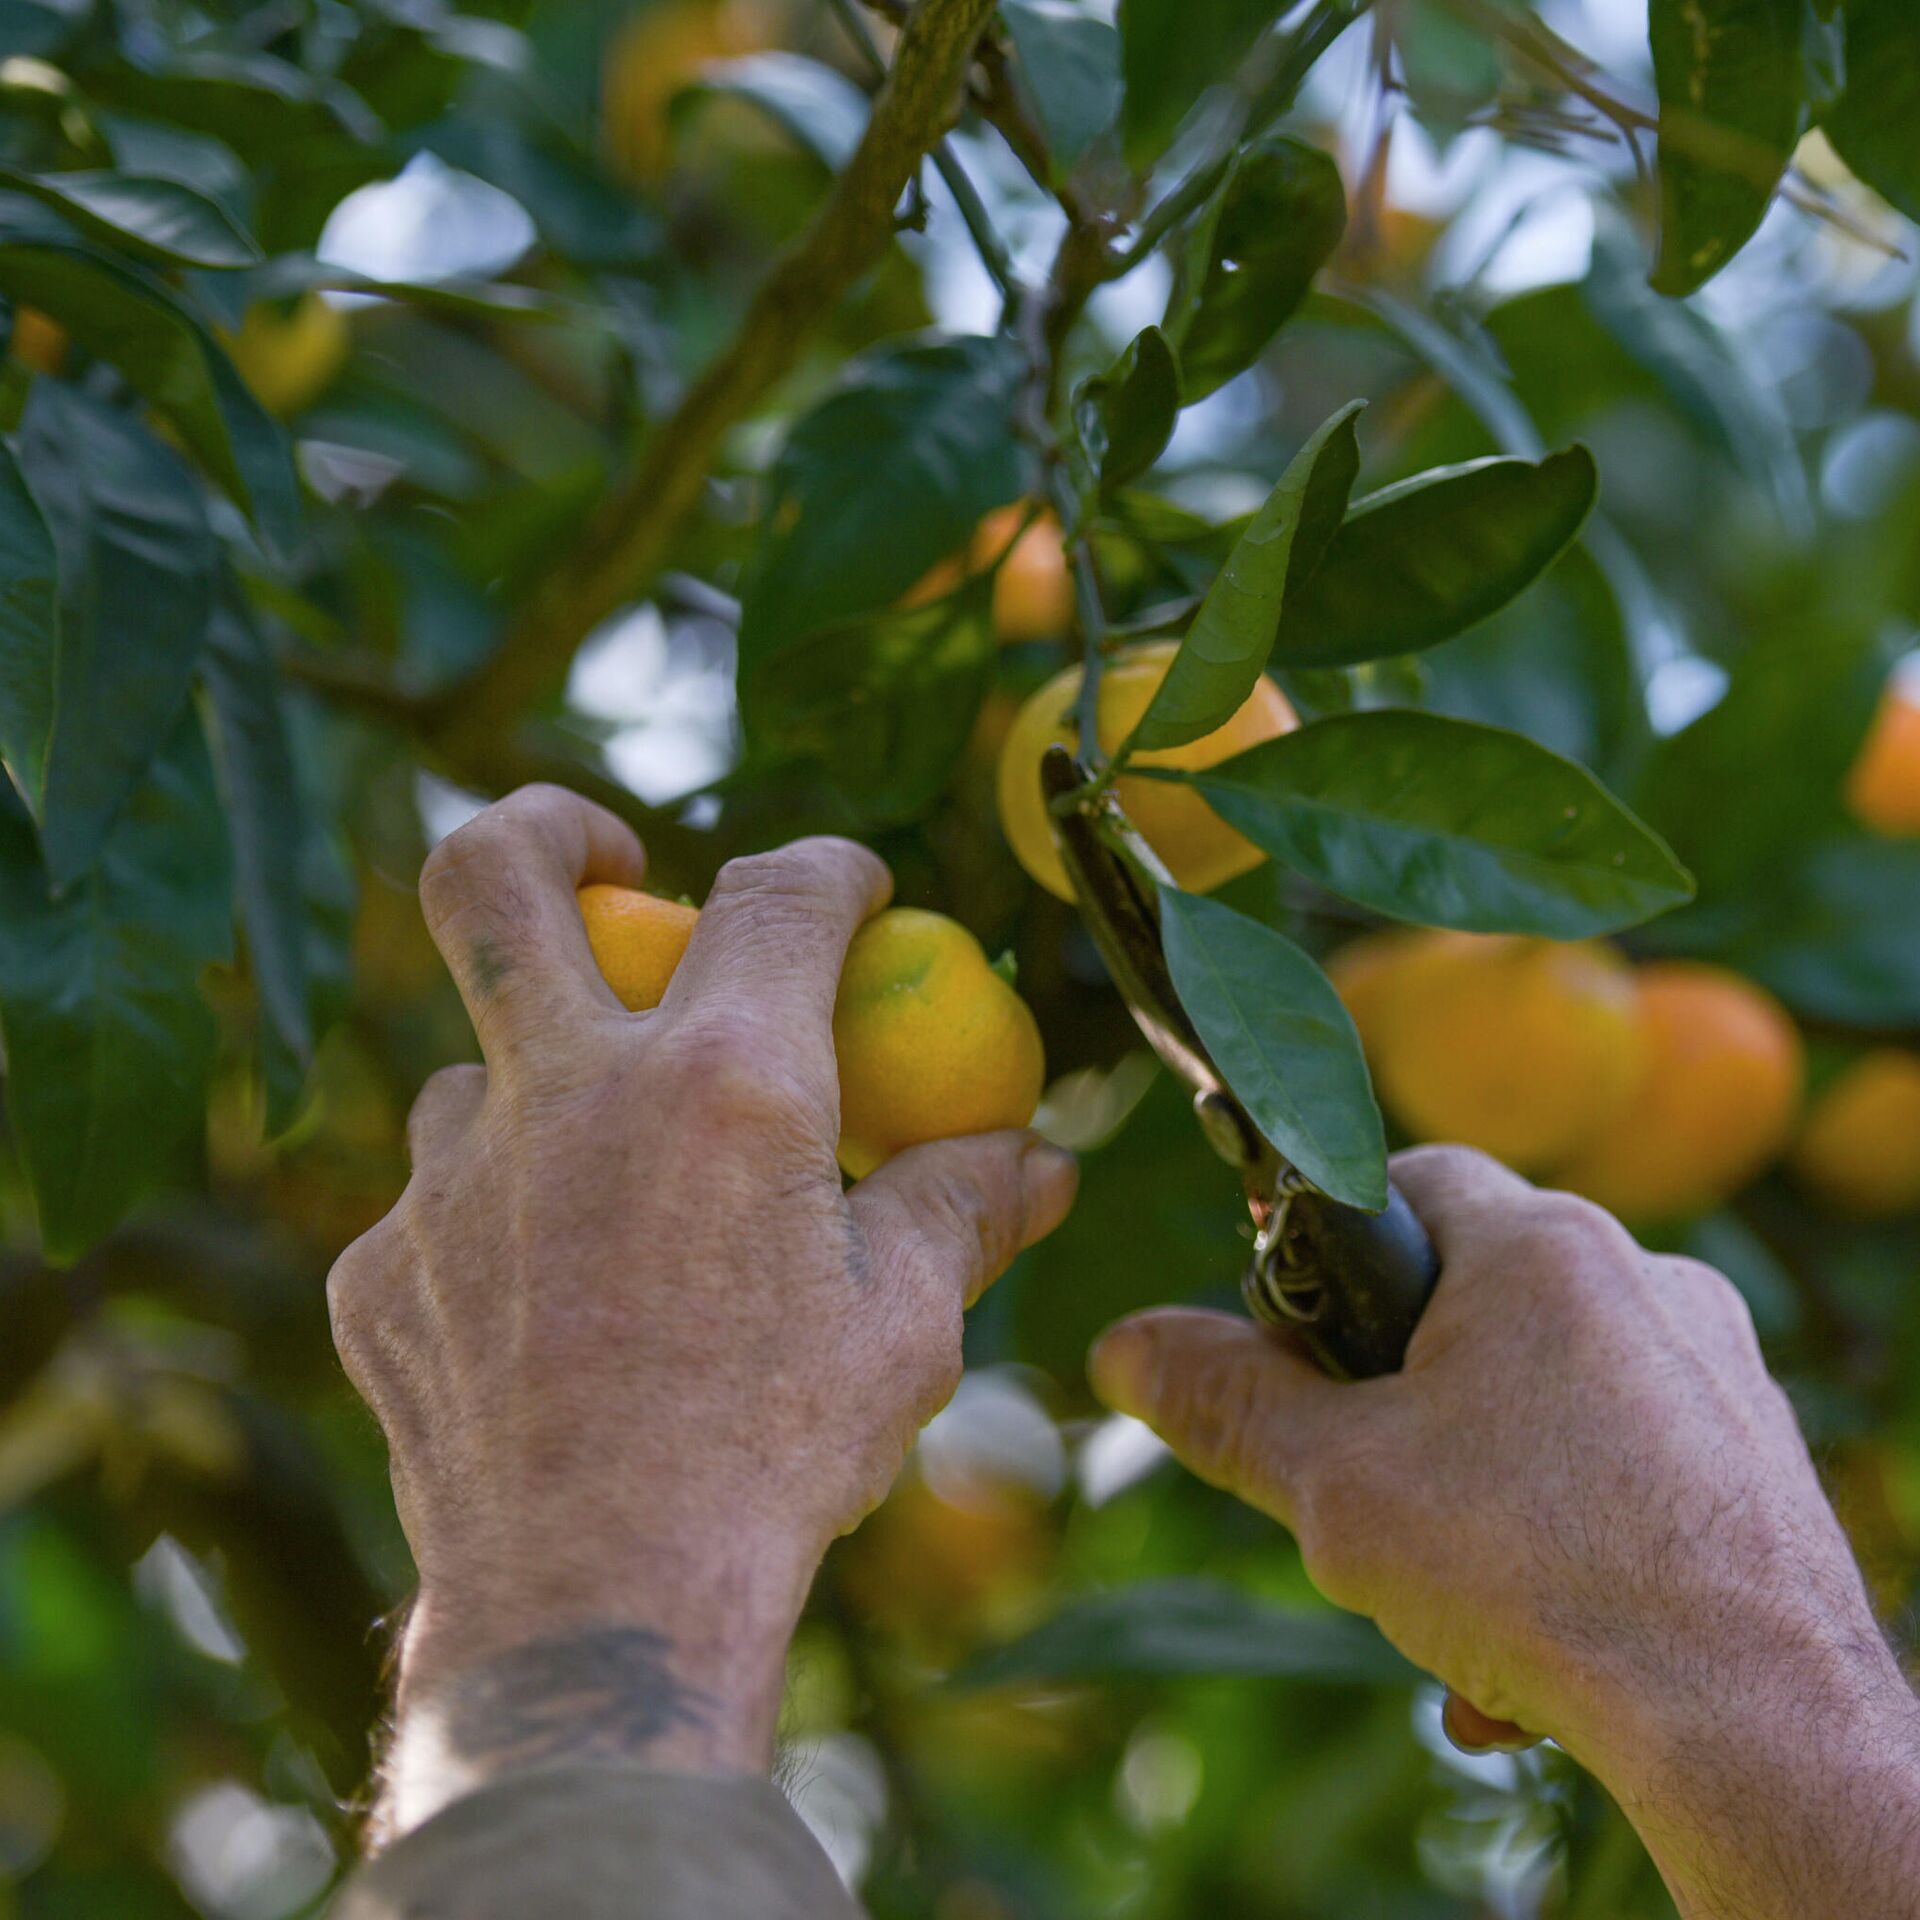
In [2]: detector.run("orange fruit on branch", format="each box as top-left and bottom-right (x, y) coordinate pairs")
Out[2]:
(995, 638), (1297, 901)
(905, 502), (1075, 643)
(1556, 962), (1801, 1223)
(1368, 932), (1643, 1174)
(1789, 1050), (1920, 1217)
(579, 887), (1044, 1179)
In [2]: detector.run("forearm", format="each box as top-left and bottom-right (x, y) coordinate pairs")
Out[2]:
(1587, 1632), (1920, 1919)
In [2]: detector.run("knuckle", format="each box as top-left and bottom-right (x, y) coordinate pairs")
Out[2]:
(665, 1021), (810, 1131)
(325, 1232), (388, 1353)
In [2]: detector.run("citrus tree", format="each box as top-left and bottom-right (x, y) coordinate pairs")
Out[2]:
(2, 0), (1919, 1914)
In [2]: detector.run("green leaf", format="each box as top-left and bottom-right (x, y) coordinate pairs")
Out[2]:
(1075, 324), (1180, 495)
(740, 578), (997, 827)
(676, 52), (870, 170)
(0, 237), (300, 552)
(1648, 0), (1805, 295)
(1002, 0), (1123, 177)
(1822, 0), (1920, 223)
(1118, 0), (1287, 167)
(1159, 888), (1385, 1210)
(1164, 711), (1693, 937)
(201, 597), (337, 1134)
(1635, 623), (1891, 900)
(0, 167), (260, 269)
(1275, 447), (1598, 668)
(954, 1578), (1414, 1689)
(738, 333), (1031, 667)
(13, 379), (215, 887)
(0, 705), (232, 1265)
(1125, 402), (1362, 754)
(1166, 135), (1346, 401)
(1692, 838), (1920, 1028)
(0, 441), (59, 819)
(86, 48), (382, 152)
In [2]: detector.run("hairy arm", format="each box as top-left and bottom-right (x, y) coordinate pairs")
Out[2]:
(1091, 1145), (1920, 1920)
(325, 787), (1075, 1860)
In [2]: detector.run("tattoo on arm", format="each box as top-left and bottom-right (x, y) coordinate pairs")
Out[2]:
(442, 1627), (712, 1771)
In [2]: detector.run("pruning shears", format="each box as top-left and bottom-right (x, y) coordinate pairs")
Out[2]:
(1041, 746), (1440, 1381)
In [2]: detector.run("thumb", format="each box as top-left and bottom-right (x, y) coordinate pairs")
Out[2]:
(850, 1130), (1078, 1307)
(1088, 1308), (1344, 1524)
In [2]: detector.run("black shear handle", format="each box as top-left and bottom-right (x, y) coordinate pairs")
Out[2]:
(1276, 1184), (1439, 1381)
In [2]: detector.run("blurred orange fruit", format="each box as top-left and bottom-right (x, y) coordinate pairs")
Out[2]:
(1557, 962), (1802, 1222)
(1846, 683), (1920, 835)
(1370, 933), (1643, 1174)
(8, 306), (66, 374)
(906, 504), (1075, 643)
(225, 295), (350, 416)
(996, 639), (1297, 900)
(579, 889), (1043, 1178)
(602, 0), (780, 183)
(1789, 1050), (1920, 1217)
(1324, 928), (1422, 1060)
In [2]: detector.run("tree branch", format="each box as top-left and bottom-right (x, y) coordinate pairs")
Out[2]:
(429, 0), (999, 770)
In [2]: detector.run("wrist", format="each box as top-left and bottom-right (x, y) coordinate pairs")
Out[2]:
(1560, 1603), (1920, 1913)
(379, 1530), (819, 1840)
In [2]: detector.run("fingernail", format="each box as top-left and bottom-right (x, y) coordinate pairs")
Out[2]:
(1087, 1323), (1150, 1420)
(1020, 1139), (1079, 1234)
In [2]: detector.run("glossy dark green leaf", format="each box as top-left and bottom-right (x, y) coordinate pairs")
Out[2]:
(0, 237), (300, 551)
(1635, 623), (1891, 901)
(738, 333), (1031, 666)
(954, 1578), (1414, 1688)
(1584, 219), (1808, 530)
(1076, 324), (1180, 495)
(86, 48), (383, 151)
(677, 52), (870, 170)
(13, 379), (215, 886)
(1822, 0), (1920, 223)
(1166, 135), (1346, 401)
(1648, 0), (1805, 294)
(740, 578), (996, 827)
(1697, 838), (1920, 1028)
(1118, 0), (1286, 166)
(201, 597), (331, 1133)
(1275, 447), (1598, 668)
(1165, 711), (1693, 936)
(0, 705), (231, 1265)
(1125, 402), (1362, 754)
(1160, 888), (1385, 1210)
(1002, 0), (1123, 177)
(0, 442), (59, 819)
(1419, 543), (1647, 785)
(0, 166), (260, 268)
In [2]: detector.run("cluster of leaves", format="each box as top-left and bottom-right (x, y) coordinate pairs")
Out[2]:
(0, 0), (1917, 1915)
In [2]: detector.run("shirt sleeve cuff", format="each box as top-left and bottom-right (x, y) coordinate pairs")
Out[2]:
(330, 1765), (861, 1919)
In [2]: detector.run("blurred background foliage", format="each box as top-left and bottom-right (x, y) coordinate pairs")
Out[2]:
(0, 0), (1917, 1914)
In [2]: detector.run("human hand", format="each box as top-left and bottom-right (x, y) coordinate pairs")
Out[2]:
(326, 787), (1076, 1832)
(1089, 1147), (1920, 1918)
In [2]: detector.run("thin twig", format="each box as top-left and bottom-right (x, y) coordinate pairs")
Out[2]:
(428, 0), (999, 770)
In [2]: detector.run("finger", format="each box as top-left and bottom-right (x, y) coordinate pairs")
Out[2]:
(1087, 1307), (1348, 1526)
(850, 1131), (1077, 1308)
(1388, 1144), (1537, 1258)
(664, 839), (890, 1064)
(419, 785), (645, 1067)
(406, 1063), (487, 1168)
(1441, 1691), (1540, 1756)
